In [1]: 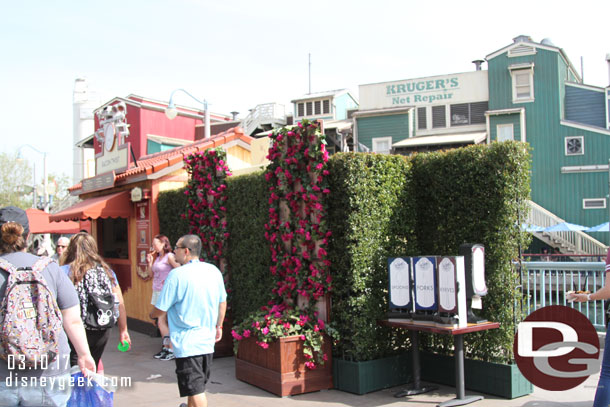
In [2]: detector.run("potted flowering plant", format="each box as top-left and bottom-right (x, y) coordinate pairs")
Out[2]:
(232, 302), (337, 370)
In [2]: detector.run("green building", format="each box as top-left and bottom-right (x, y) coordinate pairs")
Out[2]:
(353, 35), (610, 252)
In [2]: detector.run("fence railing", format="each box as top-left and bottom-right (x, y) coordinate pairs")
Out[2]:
(520, 261), (607, 330)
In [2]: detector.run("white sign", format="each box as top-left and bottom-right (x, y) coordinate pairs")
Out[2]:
(359, 71), (488, 110)
(415, 257), (435, 308)
(96, 145), (128, 175)
(389, 258), (411, 307)
(438, 257), (456, 311)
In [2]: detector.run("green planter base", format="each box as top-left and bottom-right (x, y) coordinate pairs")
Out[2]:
(333, 353), (412, 395)
(420, 352), (533, 399)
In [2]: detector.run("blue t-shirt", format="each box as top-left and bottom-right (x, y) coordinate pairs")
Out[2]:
(155, 259), (227, 357)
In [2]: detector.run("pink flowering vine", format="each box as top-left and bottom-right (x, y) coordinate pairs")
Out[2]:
(183, 148), (231, 281)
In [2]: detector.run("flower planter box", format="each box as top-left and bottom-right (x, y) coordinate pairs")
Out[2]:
(235, 335), (333, 396)
(333, 353), (412, 395)
(420, 352), (532, 399)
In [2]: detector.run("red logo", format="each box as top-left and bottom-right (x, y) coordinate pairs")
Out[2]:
(514, 305), (600, 391)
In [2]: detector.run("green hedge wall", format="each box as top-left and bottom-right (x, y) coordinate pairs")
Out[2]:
(225, 171), (273, 323)
(327, 153), (417, 361)
(157, 188), (190, 245)
(410, 142), (531, 363)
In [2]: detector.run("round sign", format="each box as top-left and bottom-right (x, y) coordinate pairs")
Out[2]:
(104, 123), (115, 151)
(513, 305), (600, 391)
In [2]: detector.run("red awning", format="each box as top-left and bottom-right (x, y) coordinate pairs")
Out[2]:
(26, 208), (81, 234)
(49, 191), (132, 222)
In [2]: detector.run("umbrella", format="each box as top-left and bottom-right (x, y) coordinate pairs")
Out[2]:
(586, 222), (610, 232)
(544, 222), (588, 232)
(521, 223), (544, 232)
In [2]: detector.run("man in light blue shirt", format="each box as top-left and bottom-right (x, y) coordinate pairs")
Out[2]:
(152, 234), (226, 407)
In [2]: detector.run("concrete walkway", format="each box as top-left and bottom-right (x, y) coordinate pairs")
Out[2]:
(103, 328), (597, 407)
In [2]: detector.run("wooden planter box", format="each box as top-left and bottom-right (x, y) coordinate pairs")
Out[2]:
(420, 352), (533, 399)
(235, 335), (333, 396)
(333, 353), (412, 395)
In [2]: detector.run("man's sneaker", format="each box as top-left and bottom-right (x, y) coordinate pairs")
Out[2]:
(160, 349), (175, 361)
(153, 348), (168, 359)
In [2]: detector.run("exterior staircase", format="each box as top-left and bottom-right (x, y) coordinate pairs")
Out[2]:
(241, 103), (287, 137)
(526, 200), (608, 255)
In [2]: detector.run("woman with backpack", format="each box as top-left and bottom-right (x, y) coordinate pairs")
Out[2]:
(145, 234), (179, 360)
(0, 206), (96, 406)
(61, 232), (131, 367)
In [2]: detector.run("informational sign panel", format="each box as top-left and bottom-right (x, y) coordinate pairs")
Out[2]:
(388, 257), (412, 309)
(135, 200), (151, 275)
(437, 256), (457, 313)
(413, 256), (437, 311)
(359, 71), (488, 110)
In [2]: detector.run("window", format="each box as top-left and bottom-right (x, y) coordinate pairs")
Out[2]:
(296, 98), (331, 117)
(432, 105), (446, 128)
(99, 217), (128, 259)
(322, 100), (330, 114)
(372, 137), (392, 154)
(510, 67), (534, 103)
(565, 136), (584, 155)
(450, 102), (488, 126)
(583, 199), (606, 209)
(451, 104), (469, 126)
(417, 107), (427, 130)
(497, 124), (514, 142)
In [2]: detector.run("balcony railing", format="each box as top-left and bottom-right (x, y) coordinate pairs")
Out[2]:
(520, 261), (607, 330)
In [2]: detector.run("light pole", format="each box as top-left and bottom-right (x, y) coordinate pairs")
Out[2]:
(17, 144), (48, 212)
(165, 89), (210, 139)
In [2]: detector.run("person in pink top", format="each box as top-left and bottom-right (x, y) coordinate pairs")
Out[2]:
(146, 234), (179, 360)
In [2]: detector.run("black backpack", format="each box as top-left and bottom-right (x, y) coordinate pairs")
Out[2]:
(75, 266), (117, 330)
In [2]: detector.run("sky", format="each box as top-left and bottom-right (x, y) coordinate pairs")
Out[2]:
(1, 0), (609, 182)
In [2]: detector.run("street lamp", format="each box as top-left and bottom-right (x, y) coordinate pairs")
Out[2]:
(16, 144), (48, 212)
(165, 89), (210, 139)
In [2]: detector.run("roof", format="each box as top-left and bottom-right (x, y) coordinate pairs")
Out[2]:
(291, 89), (353, 103)
(392, 132), (487, 148)
(69, 127), (253, 193)
(486, 36), (582, 83)
(49, 191), (132, 222)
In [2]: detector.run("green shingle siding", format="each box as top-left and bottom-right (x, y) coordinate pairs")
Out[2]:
(357, 114), (410, 150)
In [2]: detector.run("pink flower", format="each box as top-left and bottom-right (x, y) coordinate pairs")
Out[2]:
(243, 329), (251, 338)
(257, 341), (269, 349)
(262, 327), (270, 335)
(305, 361), (316, 369)
(300, 335), (306, 341)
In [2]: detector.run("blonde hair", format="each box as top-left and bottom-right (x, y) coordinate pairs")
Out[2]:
(0, 222), (26, 254)
(62, 232), (115, 284)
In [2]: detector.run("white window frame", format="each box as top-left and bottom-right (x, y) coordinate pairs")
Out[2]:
(372, 137), (392, 154)
(583, 198), (607, 209)
(497, 124), (514, 142)
(510, 67), (534, 103)
(565, 136), (584, 156)
(295, 98), (332, 118)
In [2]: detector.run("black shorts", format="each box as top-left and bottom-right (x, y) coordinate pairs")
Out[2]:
(175, 354), (213, 397)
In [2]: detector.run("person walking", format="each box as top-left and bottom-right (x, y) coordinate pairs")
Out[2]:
(152, 234), (226, 407)
(146, 234), (179, 360)
(61, 232), (131, 367)
(568, 247), (610, 407)
(52, 236), (70, 261)
(0, 206), (95, 407)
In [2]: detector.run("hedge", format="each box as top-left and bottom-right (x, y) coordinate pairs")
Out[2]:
(327, 153), (416, 361)
(225, 171), (273, 323)
(410, 141), (531, 362)
(157, 188), (189, 245)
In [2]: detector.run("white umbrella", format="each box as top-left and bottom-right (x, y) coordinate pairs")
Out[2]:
(544, 222), (588, 232)
(521, 223), (544, 232)
(586, 222), (610, 232)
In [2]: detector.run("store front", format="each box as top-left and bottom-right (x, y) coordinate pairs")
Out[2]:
(51, 96), (255, 330)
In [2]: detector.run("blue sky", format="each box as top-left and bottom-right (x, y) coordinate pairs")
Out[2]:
(1, 0), (609, 181)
